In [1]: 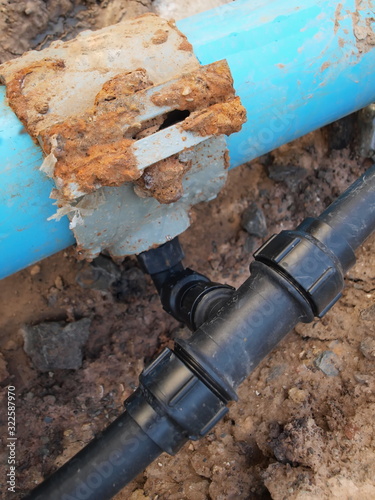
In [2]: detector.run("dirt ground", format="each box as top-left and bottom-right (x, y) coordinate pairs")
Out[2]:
(0, 1), (374, 500)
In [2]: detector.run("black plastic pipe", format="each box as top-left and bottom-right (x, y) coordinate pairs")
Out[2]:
(26, 165), (375, 500)
(319, 164), (375, 250)
(25, 413), (162, 500)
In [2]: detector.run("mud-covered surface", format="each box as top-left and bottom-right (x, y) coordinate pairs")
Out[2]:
(0, 0), (152, 64)
(0, 2), (375, 500)
(1, 17), (243, 202)
(0, 13), (201, 200)
(181, 97), (246, 137)
(134, 154), (192, 204)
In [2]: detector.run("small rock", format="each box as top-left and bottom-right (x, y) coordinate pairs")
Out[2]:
(43, 395), (56, 405)
(324, 113), (356, 150)
(244, 235), (257, 253)
(44, 416), (53, 424)
(269, 417), (324, 470)
(129, 490), (150, 500)
(30, 265), (41, 276)
(266, 364), (287, 382)
(353, 373), (375, 390)
(114, 267), (147, 301)
(268, 164), (308, 187)
(46, 287), (59, 306)
(288, 387), (309, 403)
(24, 1), (35, 15)
(314, 351), (340, 376)
(360, 337), (375, 361)
(76, 255), (121, 291)
(54, 276), (64, 290)
(22, 318), (92, 371)
(63, 429), (74, 439)
(241, 202), (268, 238)
(360, 304), (375, 322)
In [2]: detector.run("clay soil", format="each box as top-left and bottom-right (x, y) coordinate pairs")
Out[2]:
(0, 2), (374, 500)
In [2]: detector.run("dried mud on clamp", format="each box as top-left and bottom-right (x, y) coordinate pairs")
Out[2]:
(0, 13), (246, 205)
(0, 13), (246, 260)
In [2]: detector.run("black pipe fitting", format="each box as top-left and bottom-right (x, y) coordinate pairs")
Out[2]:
(26, 165), (375, 500)
(138, 238), (234, 330)
(254, 218), (356, 317)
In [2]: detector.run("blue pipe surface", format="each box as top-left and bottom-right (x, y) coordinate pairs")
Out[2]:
(1, 0), (375, 278)
(0, 86), (74, 279)
(177, 0), (375, 168)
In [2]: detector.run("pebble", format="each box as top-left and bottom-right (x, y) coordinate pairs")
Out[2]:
(360, 337), (375, 361)
(76, 255), (121, 291)
(43, 395), (56, 405)
(54, 276), (64, 290)
(288, 387), (309, 403)
(268, 164), (308, 187)
(115, 267), (147, 301)
(22, 318), (92, 371)
(241, 202), (268, 238)
(360, 304), (375, 322)
(244, 235), (257, 253)
(30, 265), (41, 276)
(354, 373), (372, 385)
(314, 351), (340, 376)
(46, 286), (59, 306)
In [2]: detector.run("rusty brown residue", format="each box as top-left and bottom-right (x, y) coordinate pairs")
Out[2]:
(94, 69), (152, 105)
(39, 115), (140, 196)
(167, 19), (194, 52)
(70, 139), (139, 191)
(134, 155), (191, 204)
(352, 7), (375, 53)
(37, 70), (157, 197)
(151, 60), (235, 112)
(181, 97), (247, 137)
(321, 61), (331, 71)
(5, 59), (65, 134)
(224, 150), (230, 170)
(1, 13), (243, 207)
(178, 39), (193, 52)
(334, 3), (343, 34)
(151, 29), (169, 45)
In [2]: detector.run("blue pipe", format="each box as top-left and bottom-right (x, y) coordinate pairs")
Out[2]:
(0, 86), (74, 279)
(1, 0), (374, 279)
(178, 0), (375, 167)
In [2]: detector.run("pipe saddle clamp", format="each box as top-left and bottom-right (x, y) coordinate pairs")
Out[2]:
(0, 14), (246, 260)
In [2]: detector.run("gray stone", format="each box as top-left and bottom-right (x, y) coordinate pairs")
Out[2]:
(244, 235), (257, 254)
(22, 318), (91, 372)
(241, 202), (268, 238)
(268, 164), (308, 187)
(360, 304), (375, 322)
(76, 255), (121, 291)
(114, 267), (147, 301)
(314, 351), (340, 376)
(360, 337), (375, 361)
